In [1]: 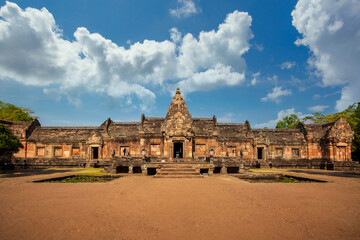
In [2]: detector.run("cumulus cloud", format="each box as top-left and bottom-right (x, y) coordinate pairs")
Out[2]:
(261, 87), (292, 103)
(280, 61), (296, 69)
(170, 0), (200, 18)
(0, 2), (253, 110)
(307, 105), (329, 112)
(170, 27), (182, 43)
(292, 0), (360, 111)
(177, 64), (245, 93)
(250, 72), (260, 86)
(254, 108), (307, 128)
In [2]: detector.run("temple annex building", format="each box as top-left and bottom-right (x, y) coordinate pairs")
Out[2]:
(2, 88), (357, 175)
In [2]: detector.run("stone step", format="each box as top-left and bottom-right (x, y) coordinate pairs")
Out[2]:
(158, 168), (195, 171)
(161, 165), (195, 168)
(157, 172), (199, 175)
(154, 175), (203, 178)
(154, 163), (203, 178)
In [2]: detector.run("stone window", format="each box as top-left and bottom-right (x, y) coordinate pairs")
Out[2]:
(150, 144), (160, 156)
(120, 146), (130, 156)
(275, 148), (283, 158)
(227, 147), (236, 157)
(54, 147), (63, 157)
(36, 147), (45, 157)
(292, 148), (300, 158)
(72, 147), (80, 156)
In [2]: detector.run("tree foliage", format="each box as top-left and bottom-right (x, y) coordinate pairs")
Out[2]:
(0, 123), (23, 154)
(303, 103), (359, 130)
(0, 101), (36, 122)
(276, 114), (301, 129)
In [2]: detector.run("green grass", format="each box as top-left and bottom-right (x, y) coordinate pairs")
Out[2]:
(45, 175), (118, 183)
(76, 168), (108, 176)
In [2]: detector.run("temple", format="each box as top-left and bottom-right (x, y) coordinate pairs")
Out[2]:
(2, 88), (356, 174)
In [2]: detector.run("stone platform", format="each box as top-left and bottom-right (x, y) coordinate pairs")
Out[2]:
(154, 163), (203, 178)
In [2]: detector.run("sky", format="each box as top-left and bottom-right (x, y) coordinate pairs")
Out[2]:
(0, 0), (359, 128)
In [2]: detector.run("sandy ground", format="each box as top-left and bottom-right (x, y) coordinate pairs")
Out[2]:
(0, 169), (360, 240)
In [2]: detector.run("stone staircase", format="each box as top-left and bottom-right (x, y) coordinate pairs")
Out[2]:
(154, 163), (203, 178)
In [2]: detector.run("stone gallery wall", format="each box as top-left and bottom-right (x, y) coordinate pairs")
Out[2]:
(1, 89), (355, 170)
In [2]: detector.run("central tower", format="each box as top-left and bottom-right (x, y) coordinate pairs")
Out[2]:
(162, 88), (194, 160)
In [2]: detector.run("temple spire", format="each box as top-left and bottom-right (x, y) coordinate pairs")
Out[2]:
(162, 87), (193, 137)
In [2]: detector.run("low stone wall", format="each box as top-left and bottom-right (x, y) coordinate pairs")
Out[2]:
(8, 156), (360, 173)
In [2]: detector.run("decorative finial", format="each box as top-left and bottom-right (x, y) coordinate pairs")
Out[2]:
(176, 87), (181, 94)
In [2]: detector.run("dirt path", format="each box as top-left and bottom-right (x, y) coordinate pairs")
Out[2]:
(1, 171), (360, 240)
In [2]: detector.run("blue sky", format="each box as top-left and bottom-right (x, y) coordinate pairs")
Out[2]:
(0, 0), (359, 127)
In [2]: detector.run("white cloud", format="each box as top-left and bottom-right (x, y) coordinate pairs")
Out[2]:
(307, 105), (329, 112)
(267, 74), (278, 85)
(291, 76), (306, 92)
(0, 2), (253, 110)
(170, 27), (182, 43)
(170, 0), (200, 18)
(177, 63), (245, 93)
(280, 61), (296, 69)
(254, 108), (307, 128)
(218, 113), (235, 123)
(250, 72), (260, 86)
(292, 0), (360, 111)
(176, 10), (253, 80)
(261, 87), (292, 103)
(254, 43), (264, 52)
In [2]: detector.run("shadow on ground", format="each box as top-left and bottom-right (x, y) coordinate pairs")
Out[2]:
(0, 169), (75, 178)
(289, 170), (360, 178)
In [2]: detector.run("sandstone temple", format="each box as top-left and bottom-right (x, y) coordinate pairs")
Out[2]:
(1, 88), (356, 175)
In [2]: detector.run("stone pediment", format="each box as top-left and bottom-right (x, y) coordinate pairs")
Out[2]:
(162, 88), (193, 138)
(87, 132), (102, 144)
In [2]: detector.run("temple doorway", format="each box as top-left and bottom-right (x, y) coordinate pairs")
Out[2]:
(92, 147), (99, 159)
(174, 142), (183, 158)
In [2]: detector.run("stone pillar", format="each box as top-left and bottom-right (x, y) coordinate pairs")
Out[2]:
(221, 166), (227, 174)
(141, 164), (147, 175)
(128, 165), (133, 174)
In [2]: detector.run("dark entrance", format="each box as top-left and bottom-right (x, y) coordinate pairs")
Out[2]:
(92, 147), (99, 159)
(174, 142), (183, 158)
(257, 147), (263, 160)
(133, 166), (142, 173)
(116, 166), (129, 173)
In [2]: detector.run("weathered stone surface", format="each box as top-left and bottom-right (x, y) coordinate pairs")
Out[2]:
(1, 88), (356, 172)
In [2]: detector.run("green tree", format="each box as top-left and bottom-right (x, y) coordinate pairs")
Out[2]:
(0, 101), (36, 122)
(0, 123), (23, 154)
(276, 114), (301, 129)
(303, 103), (358, 129)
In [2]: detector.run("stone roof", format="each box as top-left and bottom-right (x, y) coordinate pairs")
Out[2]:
(28, 126), (101, 143)
(217, 124), (250, 139)
(107, 122), (140, 138)
(142, 117), (164, 135)
(192, 118), (216, 136)
(252, 128), (306, 145)
(1, 119), (40, 139)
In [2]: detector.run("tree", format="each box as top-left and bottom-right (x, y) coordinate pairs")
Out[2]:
(0, 123), (23, 154)
(303, 103), (358, 129)
(276, 114), (301, 129)
(0, 101), (36, 122)
(304, 102), (360, 161)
